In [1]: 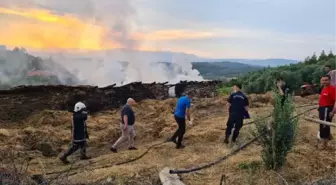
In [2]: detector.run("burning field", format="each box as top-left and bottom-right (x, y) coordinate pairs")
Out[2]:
(0, 85), (335, 185)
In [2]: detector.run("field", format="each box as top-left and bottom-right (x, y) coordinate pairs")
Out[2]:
(0, 94), (335, 185)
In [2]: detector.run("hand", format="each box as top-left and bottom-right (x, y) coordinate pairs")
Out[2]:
(189, 120), (193, 126)
(329, 111), (335, 119)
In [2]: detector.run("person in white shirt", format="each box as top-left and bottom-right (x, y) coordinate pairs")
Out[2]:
(324, 65), (336, 86)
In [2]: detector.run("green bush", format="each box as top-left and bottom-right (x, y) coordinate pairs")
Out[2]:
(255, 89), (298, 170)
(217, 85), (232, 95)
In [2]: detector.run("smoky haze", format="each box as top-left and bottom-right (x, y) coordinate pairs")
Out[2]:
(0, 0), (204, 88)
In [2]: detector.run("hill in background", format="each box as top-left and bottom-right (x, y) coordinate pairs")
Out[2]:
(227, 50), (335, 93)
(207, 58), (299, 67)
(192, 61), (263, 80)
(0, 48), (265, 89)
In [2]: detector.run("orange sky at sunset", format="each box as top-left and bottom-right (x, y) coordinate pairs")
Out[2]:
(0, 7), (134, 50)
(0, 7), (217, 53)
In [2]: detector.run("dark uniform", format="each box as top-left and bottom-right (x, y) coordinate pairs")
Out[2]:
(280, 85), (290, 106)
(60, 110), (90, 164)
(225, 91), (249, 142)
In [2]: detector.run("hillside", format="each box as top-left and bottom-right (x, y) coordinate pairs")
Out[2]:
(0, 47), (80, 89)
(0, 48), (261, 89)
(191, 61), (263, 80)
(230, 51), (336, 93)
(206, 58), (298, 67)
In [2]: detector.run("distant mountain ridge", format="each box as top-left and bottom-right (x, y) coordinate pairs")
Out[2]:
(31, 49), (298, 67)
(201, 58), (299, 67)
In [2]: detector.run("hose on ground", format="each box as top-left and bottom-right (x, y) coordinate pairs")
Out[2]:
(169, 106), (317, 174)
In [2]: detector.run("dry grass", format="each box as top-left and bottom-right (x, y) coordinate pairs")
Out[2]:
(1, 94), (335, 185)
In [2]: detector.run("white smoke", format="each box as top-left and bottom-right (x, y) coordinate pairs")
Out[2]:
(0, 0), (204, 88)
(42, 49), (204, 87)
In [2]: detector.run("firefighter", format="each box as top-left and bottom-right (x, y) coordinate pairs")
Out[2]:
(59, 102), (91, 164)
(224, 83), (249, 143)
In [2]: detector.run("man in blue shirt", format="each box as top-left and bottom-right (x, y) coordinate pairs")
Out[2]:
(224, 83), (249, 144)
(167, 92), (191, 149)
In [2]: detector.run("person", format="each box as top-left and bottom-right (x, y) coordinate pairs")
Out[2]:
(276, 77), (290, 106)
(324, 65), (336, 86)
(224, 83), (249, 143)
(110, 98), (137, 153)
(167, 92), (192, 149)
(59, 102), (91, 164)
(317, 75), (336, 149)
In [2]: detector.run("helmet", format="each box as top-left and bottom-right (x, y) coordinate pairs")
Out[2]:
(74, 102), (86, 112)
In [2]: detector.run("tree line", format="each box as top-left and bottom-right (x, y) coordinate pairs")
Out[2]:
(225, 50), (335, 94)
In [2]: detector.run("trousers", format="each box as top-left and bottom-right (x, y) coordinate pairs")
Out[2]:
(112, 123), (135, 148)
(62, 141), (87, 158)
(171, 116), (186, 146)
(225, 114), (244, 141)
(318, 106), (333, 139)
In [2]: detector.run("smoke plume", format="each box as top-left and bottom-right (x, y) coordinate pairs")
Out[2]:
(0, 0), (204, 88)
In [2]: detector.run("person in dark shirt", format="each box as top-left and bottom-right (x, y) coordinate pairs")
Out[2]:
(318, 75), (336, 149)
(59, 102), (91, 164)
(276, 77), (290, 106)
(167, 92), (192, 149)
(110, 98), (137, 153)
(224, 83), (249, 143)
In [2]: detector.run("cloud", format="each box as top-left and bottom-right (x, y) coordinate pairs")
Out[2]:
(0, 1), (334, 59)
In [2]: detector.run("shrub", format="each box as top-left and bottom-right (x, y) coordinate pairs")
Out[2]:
(255, 89), (298, 170)
(217, 85), (232, 96)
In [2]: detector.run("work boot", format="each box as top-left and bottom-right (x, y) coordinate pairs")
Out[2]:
(176, 144), (185, 149)
(224, 136), (229, 144)
(80, 155), (91, 160)
(128, 147), (138, 150)
(167, 137), (177, 144)
(110, 147), (117, 153)
(59, 156), (70, 164)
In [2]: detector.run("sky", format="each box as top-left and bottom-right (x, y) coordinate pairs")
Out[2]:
(0, 0), (335, 59)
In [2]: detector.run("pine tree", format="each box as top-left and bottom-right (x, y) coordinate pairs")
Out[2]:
(328, 50), (334, 58)
(308, 53), (318, 64)
(304, 56), (310, 63)
(318, 50), (328, 61)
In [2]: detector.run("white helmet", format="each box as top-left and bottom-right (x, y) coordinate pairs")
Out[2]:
(74, 102), (86, 112)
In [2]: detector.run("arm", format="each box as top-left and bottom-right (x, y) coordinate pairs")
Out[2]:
(331, 88), (336, 114)
(244, 95), (249, 111)
(123, 115), (128, 130)
(186, 99), (191, 121)
(186, 108), (191, 121)
(85, 122), (89, 139)
(278, 86), (285, 96)
(227, 94), (233, 112)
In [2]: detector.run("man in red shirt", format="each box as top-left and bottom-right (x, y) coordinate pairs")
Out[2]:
(318, 75), (336, 149)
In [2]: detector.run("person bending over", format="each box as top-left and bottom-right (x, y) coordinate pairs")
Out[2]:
(167, 92), (192, 149)
(224, 83), (249, 144)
